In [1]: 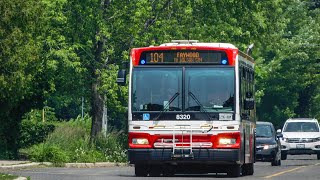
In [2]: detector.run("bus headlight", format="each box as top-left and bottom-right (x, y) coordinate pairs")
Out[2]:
(219, 138), (236, 145)
(132, 138), (149, 145)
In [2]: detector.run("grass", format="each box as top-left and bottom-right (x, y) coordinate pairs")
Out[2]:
(0, 173), (18, 180)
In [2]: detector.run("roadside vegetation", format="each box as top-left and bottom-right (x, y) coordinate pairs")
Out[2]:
(20, 113), (127, 165)
(0, 173), (18, 180)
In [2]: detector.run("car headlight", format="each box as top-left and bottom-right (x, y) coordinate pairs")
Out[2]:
(263, 144), (277, 150)
(316, 137), (320, 142)
(219, 138), (236, 145)
(132, 138), (149, 145)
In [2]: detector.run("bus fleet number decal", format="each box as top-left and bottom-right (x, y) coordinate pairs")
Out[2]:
(176, 114), (191, 120)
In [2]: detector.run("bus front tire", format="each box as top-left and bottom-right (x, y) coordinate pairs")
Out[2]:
(135, 164), (148, 177)
(242, 163), (254, 175)
(227, 165), (241, 177)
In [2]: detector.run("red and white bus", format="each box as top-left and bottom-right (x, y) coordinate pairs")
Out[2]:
(117, 40), (256, 177)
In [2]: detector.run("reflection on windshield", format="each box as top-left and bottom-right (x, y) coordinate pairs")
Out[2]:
(185, 68), (234, 112)
(283, 122), (319, 132)
(256, 125), (273, 137)
(132, 68), (182, 111)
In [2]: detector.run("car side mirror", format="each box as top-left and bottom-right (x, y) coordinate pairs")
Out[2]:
(276, 129), (283, 139)
(276, 129), (282, 134)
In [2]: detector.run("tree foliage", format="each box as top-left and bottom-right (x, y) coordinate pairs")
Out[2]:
(0, 0), (319, 158)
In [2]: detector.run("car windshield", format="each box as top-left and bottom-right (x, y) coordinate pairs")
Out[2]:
(283, 122), (320, 132)
(256, 124), (273, 137)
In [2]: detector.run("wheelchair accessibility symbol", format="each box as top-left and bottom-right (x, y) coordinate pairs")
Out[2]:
(143, 113), (150, 121)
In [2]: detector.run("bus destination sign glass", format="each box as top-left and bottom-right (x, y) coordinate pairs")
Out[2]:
(139, 50), (228, 65)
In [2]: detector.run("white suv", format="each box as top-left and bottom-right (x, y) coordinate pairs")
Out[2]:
(278, 118), (320, 160)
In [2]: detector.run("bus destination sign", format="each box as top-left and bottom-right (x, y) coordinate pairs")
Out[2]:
(139, 50), (228, 64)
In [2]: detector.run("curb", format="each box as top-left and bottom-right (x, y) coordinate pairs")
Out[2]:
(14, 177), (27, 180)
(0, 162), (128, 169)
(0, 162), (41, 169)
(65, 162), (128, 168)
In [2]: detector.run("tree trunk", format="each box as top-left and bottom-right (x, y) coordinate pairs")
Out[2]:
(90, 35), (104, 142)
(90, 81), (104, 142)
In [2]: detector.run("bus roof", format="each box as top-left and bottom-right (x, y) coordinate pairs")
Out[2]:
(160, 40), (237, 49)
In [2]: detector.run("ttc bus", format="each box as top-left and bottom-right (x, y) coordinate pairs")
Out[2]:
(117, 40), (256, 177)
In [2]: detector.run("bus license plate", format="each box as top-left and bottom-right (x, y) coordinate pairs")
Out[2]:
(296, 144), (305, 149)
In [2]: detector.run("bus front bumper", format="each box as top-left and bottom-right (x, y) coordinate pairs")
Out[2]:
(128, 148), (240, 165)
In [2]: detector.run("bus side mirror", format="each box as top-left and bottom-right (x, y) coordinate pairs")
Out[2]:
(244, 99), (254, 110)
(116, 69), (127, 86)
(244, 92), (254, 110)
(116, 61), (129, 86)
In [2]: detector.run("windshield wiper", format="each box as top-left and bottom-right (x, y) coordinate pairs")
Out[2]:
(153, 92), (180, 120)
(188, 91), (212, 121)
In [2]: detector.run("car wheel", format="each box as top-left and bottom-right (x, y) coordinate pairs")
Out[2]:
(281, 153), (287, 160)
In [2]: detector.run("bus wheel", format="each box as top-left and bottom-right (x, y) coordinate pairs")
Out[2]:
(242, 163), (254, 175)
(162, 165), (175, 177)
(149, 165), (161, 177)
(135, 164), (148, 177)
(227, 165), (241, 177)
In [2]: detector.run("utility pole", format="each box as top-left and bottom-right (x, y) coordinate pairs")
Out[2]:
(102, 95), (108, 136)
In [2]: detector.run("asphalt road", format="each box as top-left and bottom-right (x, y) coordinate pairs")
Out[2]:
(2, 155), (319, 180)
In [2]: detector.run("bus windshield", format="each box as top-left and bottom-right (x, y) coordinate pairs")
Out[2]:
(132, 68), (182, 111)
(132, 67), (234, 112)
(185, 67), (234, 112)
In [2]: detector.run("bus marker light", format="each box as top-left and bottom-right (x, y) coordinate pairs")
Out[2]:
(140, 59), (146, 65)
(133, 126), (141, 129)
(221, 59), (228, 65)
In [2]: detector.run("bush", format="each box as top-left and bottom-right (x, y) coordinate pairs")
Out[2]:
(19, 120), (55, 148)
(22, 114), (127, 163)
(18, 108), (58, 149)
(26, 143), (69, 166)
